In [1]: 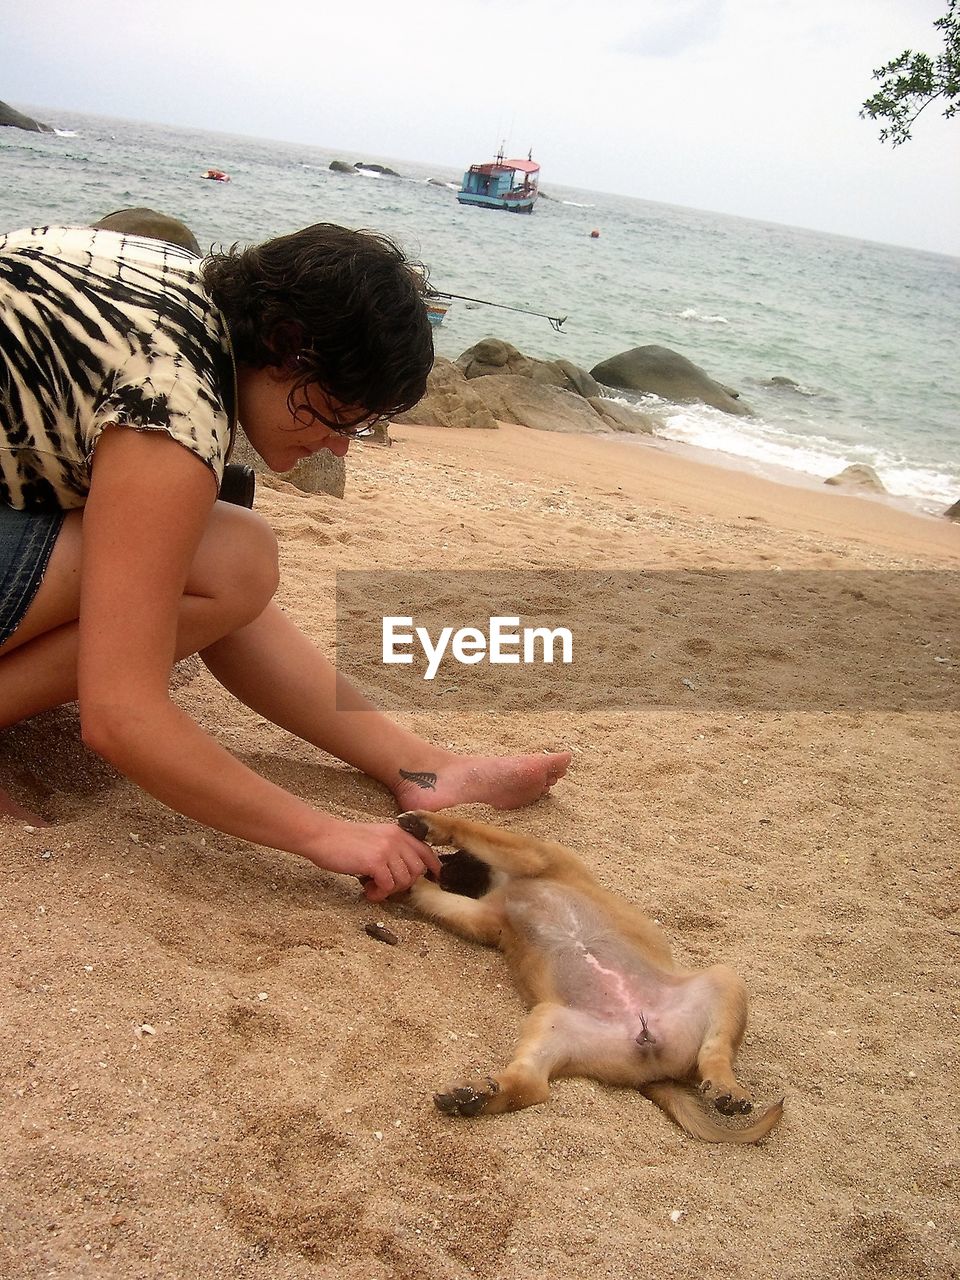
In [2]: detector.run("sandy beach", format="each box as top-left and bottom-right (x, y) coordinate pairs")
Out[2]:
(2, 421), (957, 1280)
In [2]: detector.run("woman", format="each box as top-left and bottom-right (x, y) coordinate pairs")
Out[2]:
(0, 221), (569, 900)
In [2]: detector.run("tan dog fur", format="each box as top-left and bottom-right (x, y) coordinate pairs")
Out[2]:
(398, 810), (783, 1144)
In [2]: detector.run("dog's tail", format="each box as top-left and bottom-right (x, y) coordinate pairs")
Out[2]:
(640, 1082), (784, 1145)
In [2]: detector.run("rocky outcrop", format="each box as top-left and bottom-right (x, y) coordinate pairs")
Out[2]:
(590, 344), (751, 417)
(0, 99), (53, 132)
(457, 338), (600, 398)
(824, 464), (887, 494)
(329, 160), (403, 177)
(587, 396), (656, 434)
(395, 354), (655, 435)
(464, 374), (652, 436)
(944, 499), (960, 522)
(91, 207), (201, 254)
(392, 358), (498, 429)
(467, 375), (610, 434)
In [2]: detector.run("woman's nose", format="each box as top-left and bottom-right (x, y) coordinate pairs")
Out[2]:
(325, 433), (350, 458)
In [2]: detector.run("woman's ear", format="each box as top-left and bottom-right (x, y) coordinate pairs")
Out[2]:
(266, 321), (306, 367)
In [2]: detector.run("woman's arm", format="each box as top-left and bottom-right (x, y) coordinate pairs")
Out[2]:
(77, 427), (439, 899)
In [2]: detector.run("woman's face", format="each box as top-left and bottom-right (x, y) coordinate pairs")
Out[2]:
(235, 365), (355, 472)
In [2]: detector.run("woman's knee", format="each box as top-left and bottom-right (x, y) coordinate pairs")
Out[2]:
(193, 505), (280, 625)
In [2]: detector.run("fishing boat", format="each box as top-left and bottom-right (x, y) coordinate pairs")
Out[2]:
(457, 148), (540, 214)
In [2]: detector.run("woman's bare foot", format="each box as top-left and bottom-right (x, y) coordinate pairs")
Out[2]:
(0, 783), (50, 826)
(392, 751), (571, 814)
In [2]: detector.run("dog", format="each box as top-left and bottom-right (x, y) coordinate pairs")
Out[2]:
(397, 810), (783, 1144)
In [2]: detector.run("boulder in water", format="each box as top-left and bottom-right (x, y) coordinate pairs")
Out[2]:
(0, 99), (53, 133)
(590, 344), (752, 417)
(355, 162), (402, 177)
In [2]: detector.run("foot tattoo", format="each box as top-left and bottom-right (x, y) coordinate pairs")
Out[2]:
(398, 769), (437, 791)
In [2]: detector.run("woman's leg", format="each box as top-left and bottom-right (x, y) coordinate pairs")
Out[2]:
(201, 607), (571, 811)
(1, 506), (570, 821)
(0, 504), (279, 820)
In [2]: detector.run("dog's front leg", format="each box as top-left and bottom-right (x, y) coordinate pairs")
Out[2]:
(407, 877), (504, 946)
(434, 1002), (571, 1118)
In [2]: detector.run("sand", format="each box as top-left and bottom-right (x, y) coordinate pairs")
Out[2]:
(1, 422), (958, 1280)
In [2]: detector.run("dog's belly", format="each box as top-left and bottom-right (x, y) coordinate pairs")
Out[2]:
(506, 883), (705, 1068)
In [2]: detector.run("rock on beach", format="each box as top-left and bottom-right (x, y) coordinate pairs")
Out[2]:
(457, 338), (601, 398)
(229, 425), (346, 498)
(396, 350), (656, 436)
(824, 464), (887, 494)
(393, 358), (498, 430)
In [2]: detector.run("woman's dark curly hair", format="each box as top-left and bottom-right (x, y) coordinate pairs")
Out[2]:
(201, 223), (433, 420)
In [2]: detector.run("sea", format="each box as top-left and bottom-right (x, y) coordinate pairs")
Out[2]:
(2, 107), (958, 516)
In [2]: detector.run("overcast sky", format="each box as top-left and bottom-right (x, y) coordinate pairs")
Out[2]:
(2, 0), (957, 254)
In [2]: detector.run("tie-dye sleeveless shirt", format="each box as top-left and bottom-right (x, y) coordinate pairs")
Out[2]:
(0, 226), (236, 510)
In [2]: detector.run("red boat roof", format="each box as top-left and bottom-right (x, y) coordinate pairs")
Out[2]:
(471, 157), (540, 176)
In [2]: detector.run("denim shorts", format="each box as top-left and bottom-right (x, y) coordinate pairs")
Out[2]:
(0, 505), (64, 646)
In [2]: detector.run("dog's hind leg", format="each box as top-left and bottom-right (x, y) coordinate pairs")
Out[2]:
(434, 1002), (573, 1118)
(398, 811), (579, 879)
(691, 965), (755, 1116)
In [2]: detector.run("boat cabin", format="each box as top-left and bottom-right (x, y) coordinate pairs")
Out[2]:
(457, 149), (540, 214)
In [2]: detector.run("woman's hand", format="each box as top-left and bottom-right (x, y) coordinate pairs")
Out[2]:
(304, 819), (443, 901)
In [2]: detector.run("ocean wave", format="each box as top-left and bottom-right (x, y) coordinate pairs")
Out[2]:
(676, 307), (729, 325)
(620, 397), (959, 512)
(562, 200), (595, 208)
(53, 129), (79, 137)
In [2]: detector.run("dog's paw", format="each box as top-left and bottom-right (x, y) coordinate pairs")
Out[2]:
(699, 1079), (754, 1116)
(434, 1077), (500, 1118)
(397, 811), (432, 842)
